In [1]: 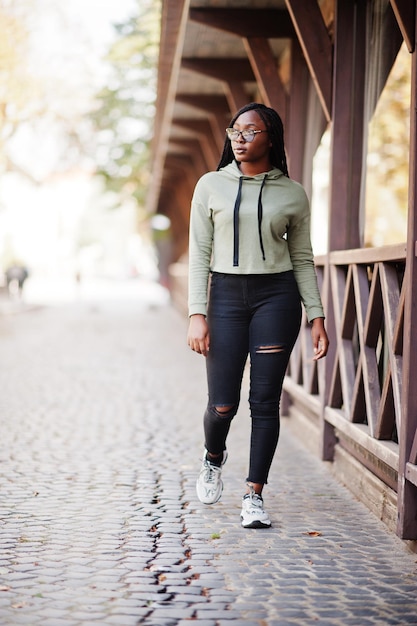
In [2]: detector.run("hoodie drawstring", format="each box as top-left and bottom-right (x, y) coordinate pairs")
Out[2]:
(233, 174), (268, 267)
(257, 175), (268, 262)
(233, 176), (243, 267)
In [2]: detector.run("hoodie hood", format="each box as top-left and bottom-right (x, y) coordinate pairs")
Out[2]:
(220, 160), (284, 181)
(220, 161), (284, 266)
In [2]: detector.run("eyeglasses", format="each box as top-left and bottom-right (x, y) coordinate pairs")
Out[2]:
(225, 128), (268, 143)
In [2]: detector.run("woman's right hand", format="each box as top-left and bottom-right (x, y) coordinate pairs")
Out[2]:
(187, 314), (210, 356)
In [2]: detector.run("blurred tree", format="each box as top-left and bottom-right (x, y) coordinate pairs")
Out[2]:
(0, 0), (96, 183)
(90, 0), (161, 212)
(0, 0), (41, 181)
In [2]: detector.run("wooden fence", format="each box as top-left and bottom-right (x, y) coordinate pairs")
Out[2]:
(284, 243), (417, 537)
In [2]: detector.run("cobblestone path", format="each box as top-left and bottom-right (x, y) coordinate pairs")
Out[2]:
(0, 284), (416, 625)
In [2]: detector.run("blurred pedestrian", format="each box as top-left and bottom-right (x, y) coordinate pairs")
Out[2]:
(5, 264), (29, 299)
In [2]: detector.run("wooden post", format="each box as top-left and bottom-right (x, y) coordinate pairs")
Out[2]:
(397, 22), (417, 539)
(328, 0), (367, 252)
(320, 0), (367, 460)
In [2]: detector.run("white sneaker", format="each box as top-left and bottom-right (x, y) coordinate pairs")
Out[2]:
(241, 485), (271, 528)
(196, 450), (228, 505)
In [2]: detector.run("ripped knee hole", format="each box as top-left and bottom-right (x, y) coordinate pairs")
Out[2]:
(255, 344), (285, 354)
(213, 405), (235, 416)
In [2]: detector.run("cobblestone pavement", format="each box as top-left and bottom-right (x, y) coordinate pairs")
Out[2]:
(0, 281), (416, 626)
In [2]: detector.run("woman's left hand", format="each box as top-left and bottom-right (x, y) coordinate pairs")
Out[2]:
(311, 317), (329, 360)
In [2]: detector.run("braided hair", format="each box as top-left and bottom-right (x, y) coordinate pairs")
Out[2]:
(217, 102), (289, 177)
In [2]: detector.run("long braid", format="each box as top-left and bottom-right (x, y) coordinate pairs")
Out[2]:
(216, 102), (289, 177)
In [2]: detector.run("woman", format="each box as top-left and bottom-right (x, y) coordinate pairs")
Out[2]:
(187, 103), (328, 528)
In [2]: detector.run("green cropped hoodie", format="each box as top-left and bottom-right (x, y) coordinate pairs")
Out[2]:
(188, 161), (325, 322)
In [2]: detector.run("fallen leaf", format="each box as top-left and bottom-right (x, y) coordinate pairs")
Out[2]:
(303, 531), (322, 537)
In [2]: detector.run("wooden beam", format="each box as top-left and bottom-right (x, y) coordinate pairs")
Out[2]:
(287, 39), (309, 182)
(390, 0), (415, 52)
(173, 118), (212, 133)
(210, 112), (229, 155)
(182, 58), (254, 83)
(174, 132), (219, 170)
(285, 0), (332, 121)
(367, 4), (405, 120)
(244, 37), (287, 120)
(176, 93), (230, 115)
(189, 8), (295, 38)
(378, 264), (403, 438)
(146, 0), (191, 216)
(328, 243), (407, 266)
(224, 81), (251, 113)
(165, 151), (205, 181)
(173, 117), (223, 161)
(172, 138), (217, 172)
(164, 154), (195, 179)
(175, 94), (231, 149)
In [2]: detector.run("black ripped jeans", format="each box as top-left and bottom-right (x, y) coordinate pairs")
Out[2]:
(204, 271), (302, 484)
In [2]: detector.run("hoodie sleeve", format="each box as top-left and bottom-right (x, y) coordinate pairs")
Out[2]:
(287, 190), (325, 323)
(188, 179), (214, 317)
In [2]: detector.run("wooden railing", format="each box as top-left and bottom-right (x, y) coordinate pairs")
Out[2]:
(284, 243), (417, 534)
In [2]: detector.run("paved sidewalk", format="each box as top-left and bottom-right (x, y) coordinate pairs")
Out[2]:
(0, 281), (416, 626)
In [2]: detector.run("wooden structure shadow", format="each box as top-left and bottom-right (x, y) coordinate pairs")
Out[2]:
(147, 0), (417, 541)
